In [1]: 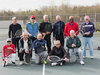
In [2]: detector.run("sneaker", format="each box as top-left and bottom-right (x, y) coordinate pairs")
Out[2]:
(12, 62), (16, 66)
(83, 56), (86, 59)
(20, 61), (24, 65)
(51, 63), (57, 66)
(60, 63), (63, 66)
(80, 61), (85, 65)
(90, 56), (94, 59)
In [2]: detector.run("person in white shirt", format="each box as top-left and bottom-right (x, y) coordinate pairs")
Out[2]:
(19, 32), (33, 65)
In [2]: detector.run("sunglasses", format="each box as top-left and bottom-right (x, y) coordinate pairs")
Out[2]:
(56, 44), (60, 45)
(7, 41), (11, 43)
(31, 18), (35, 19)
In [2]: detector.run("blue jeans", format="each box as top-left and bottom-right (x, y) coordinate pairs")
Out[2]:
(82, 37), (93, 56)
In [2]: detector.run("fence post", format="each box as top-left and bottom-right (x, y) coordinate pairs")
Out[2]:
(95, 13), (96, 29)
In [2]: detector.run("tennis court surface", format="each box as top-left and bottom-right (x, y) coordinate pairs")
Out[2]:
(0, 29), (100, 75)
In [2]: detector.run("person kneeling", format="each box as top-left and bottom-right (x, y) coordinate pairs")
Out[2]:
(47, 40), (68, 66)
(2, 38), (16, 67)
(33, 33), (48, 64)
(19, 32), (33, 65)
(66, 30), (85, 65)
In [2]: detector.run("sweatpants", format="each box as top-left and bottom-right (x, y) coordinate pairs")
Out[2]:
(35, 51), (48, 64)
(69, 48), (83, 61)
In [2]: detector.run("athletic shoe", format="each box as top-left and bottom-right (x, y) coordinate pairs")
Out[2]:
(51, 63), (57, 66)
(80, 61), (85, 65)
(12, 62), (16, 66)
(90, 56), (94, 59)
(83, 56), (86, 59)
(60, 63), (63, 66)
(20, 61), (24, 65)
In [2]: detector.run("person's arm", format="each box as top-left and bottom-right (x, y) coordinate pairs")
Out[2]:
(33, 41), (41, 49)
(37, 40), (46, 46)
(2, 46), (5, 61)
(76, 23), (79, 35)
(64, 24), (69, 37)
(19, 39), (25, 51)
(12, 44), (16, 53)
(63, 22), (66, 36)
(76, 37), (81, 47)
(8, 25), (11, 38)
(66, 38), (72, 48)
(39, 23), (43, 33)
(90, 23), (95, 34)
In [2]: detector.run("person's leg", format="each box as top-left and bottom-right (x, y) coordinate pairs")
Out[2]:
(87, 37), (93, 57)
(59, 36), (64, 46)
(19, 51), (24, 61)
(16, 38), (20, 58)
(82, 37), (88, 57)
(11, 53), (16, 62)
(75, 48), (83, 61)
(35, 54), (40, 64)
(45, 35), (51, 53)
(4, 57), (10, 65)
(42, 51), (48, 60)
(12, 38), (16, 48)
(69, 49), (73, 56)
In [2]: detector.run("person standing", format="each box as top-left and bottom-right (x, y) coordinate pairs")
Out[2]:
(64, 16), (79, 56)
(80, 16), (95, 59)
(26, 15), (39, 42)
(8, 17), (22, 59)
(26, 15), (39, 57)
(53, 15), (66, 46)
(39, 14), (52, 53)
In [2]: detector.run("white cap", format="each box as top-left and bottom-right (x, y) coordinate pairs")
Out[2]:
(12, 17), (17, 20)
(6, 38), (12, 42)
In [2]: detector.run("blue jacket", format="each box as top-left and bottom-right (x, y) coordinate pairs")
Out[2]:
(80, 21), (95, 37)
(33, 39), (46, 54)
(26, 21), (38, 37)
(53, 21), (65, 37)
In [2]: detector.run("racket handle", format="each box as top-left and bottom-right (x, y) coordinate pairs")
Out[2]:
(43, 36), (45, 39)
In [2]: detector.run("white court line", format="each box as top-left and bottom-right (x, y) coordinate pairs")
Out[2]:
(42, 64), (45, 75)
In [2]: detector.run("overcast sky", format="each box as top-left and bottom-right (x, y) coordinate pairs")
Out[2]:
(0, 0), (100, 11)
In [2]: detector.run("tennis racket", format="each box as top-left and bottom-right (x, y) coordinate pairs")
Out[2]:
(37, 47), (47, 64)
(13, 29), (24, 38)
(75, 30), (85, 36)
(49, 56), (65, 63)
(69, 48), (77, 63)
(3, 47), (12, 67)
(43, 23), (52, 39)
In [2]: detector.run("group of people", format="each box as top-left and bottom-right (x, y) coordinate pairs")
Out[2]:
(2, 14), (95, 66)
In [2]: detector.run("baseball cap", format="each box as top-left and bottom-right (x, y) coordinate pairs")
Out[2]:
(6, 38), (12, 42)
(30, 15), (35, 19)
(84, 16), (90, 20)
(12, 17), (17, 20)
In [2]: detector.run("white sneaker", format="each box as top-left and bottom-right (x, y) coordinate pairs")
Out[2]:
(51, 63), (57, 66)
(83, 56), (86, 59)
(20, 61), (24, 65)
(80, 61), (85, 65)
(90, 56), (94, 59)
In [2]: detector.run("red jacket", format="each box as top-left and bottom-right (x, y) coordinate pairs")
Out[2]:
(2, 44), (16, 61)
(64, 21), (79, 36)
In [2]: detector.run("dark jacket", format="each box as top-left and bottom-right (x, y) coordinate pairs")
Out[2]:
(80, 21), (95, 37)
(53, 21), (65, 37)
(19, 38), (33, 52)
(66, 36), (81, 48)
(33, 39), (46, 54)
(39, 22), (52, 36)
(49, 46), (67, 58)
